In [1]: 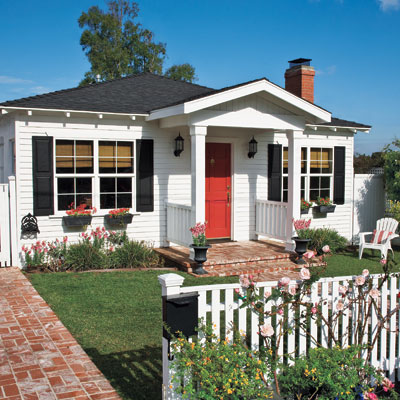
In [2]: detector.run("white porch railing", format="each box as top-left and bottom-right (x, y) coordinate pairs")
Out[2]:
(255, 199), (288, 241)
(160, 273), (400, 400)
(165, 202), (192, 247)
(0, 183), (10, 266)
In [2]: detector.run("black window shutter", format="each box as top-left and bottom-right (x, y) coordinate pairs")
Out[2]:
(136, 139), (154, 212)
(268, 144), (282, 201)
(333, 146), (346, 205)
(32, 136), (54, 216)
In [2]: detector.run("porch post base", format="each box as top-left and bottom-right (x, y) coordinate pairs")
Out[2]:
(189, 248), (195, 260)
(285, 240), (295, 252)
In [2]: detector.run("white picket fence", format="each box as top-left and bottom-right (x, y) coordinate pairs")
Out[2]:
(255, 199), (288, 241)
(165, 202), (192, 247)
(159, 273), (400, 400)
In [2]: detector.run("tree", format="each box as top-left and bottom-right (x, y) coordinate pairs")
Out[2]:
(78, 1), (196, 85)
(164, 63), (197, 83)
(382, 139), (400, 201)
(353, 151), (384, 174)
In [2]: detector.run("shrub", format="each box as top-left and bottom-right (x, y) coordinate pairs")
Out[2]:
(297, 228), (347, 254)
(171, 322), (272, 400)
(64, 242), (109, 271)
(109, 240), (162, 268)
(278, 346), (382, 400)
(386, 200), (400, 224)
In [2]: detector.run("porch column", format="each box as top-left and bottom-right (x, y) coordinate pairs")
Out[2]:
(190, 125), (207, 227)
(285, 130), (303, 251)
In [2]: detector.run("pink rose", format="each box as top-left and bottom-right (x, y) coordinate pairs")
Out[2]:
(279, 277), (291, 287)
(366, 393), (378, 400)
(383, 377), (394, 392)
(259, 323), (274, 337)
(239, 275), (250, 288)
(264, 290), (271, 298)
(288, 286), (297, 296)
(369, 288), (380, 300)
(322, 245), (330, 253)
(311, 306), (317, 315)
(362, 269), (369, 277)
(277, 308), (283, 315)
(355, 275), (365, 286)
(380, 258), (387, 265)
(300, 268), (310, 280)
(339, 285), (348, 295)
(336, 301), (344, 311)
(304, 250), (315, 260)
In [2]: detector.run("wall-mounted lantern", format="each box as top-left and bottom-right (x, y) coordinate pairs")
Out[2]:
(248, 136), (258, 158)
(174, 133), (184, 157)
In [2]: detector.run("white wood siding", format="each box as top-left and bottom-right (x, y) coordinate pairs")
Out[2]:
(0, 115), (15, 183)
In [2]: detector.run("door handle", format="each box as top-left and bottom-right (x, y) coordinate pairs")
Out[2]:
(227, 191), (230, 207)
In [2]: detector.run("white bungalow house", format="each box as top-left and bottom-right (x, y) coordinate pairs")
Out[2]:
(0, 58), (370, 267)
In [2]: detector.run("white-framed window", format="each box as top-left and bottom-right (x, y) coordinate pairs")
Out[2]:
(54, 139), (135, 212)
(282, 147), (333, 202)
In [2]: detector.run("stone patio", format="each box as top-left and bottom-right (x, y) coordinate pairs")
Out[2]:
(0, 267), (121, 400)
(155, 239), (299, 279)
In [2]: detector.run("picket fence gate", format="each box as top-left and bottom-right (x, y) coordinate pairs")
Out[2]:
(159, 273), (400, 400)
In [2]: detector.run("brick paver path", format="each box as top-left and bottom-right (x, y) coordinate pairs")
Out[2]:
(0, 267), (121, 400)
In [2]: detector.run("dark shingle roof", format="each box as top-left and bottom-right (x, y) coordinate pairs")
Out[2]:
(316, 117), (371, 129)
(0, 73), (214, 114)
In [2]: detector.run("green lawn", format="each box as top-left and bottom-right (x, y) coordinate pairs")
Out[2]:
(28, 248), (399, 400)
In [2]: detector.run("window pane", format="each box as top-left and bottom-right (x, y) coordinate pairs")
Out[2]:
(56, 140), (74, 157)
(322, 161), (332, 174)
(301, 189), (305, 200)
(283, 176), (288, 190)
(76, 141), (93, 157)
(76, 194), (92, 208)
(310, 190), (319, 201)
(100, 194), (115, 209)
(118, 142), (133, 157)
(283, 147), (288, 174)
(76, 158), (94, 174)
(301, 176), (305, 189)
(99, 158), (116, 173)
(100, 178), (115, 193)
(320, 176), (330, 189)
(320, 190), (330, 199)
(117, 178), (132, 193)
(58, 195), (74, 211)
(117, 158), (133, 173)
(310, 176), (320, 189)
(58, 178), (74, 194)
(310, 148), (320, 173)
(76, 178), (92, 194)
(56, 157), (74, 174)
(301, 148), (307, 173)
(117, 194), (132, 208)
(283, 191), (288, 203)
(99, 141), (116, 157)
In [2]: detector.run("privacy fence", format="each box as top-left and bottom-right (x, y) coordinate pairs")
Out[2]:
(159, 273), (400, 400)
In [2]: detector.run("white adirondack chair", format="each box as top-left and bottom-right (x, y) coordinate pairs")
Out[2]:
(359, 217), (399, 260)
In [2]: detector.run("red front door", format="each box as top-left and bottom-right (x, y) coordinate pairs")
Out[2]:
(205, 143), (231, 239)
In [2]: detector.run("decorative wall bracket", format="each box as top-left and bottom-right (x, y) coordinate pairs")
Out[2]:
(21, 213), (40, 234)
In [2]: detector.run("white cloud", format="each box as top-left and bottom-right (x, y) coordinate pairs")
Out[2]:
(378, 0), (400, 11)
(315, 65), (337, 76)
(30, 86), (51, 94)
(0, 76), (33, 84)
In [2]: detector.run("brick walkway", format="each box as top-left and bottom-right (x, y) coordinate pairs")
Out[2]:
(0, 267), (121, 400)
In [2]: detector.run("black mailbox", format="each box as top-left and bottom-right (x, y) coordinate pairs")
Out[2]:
(163, 292), (199, 340)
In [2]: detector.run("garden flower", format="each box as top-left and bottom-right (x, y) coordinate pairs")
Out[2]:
(369, 288), (380, 300)
(366, 392), (378, 400)
(277, 308), (284, 315)
(300, 268), (310, 280)
(264, 290), (271, 298)
(311, 305), (318, 315)
(288, 286), (297, 296)
(259, 323), (274, 337)
(339, 285), (348, 295)
(380, 258), (387, 266)
(383, 377), (395, 392)
(239, 275), (250, 288)
(355, 275), (365, 286)
(304, 250), (315, 260)
(322, 245), (330, 253)
(362, 269), (370, 277)
(278, 277), (291, 287)
(336, 301), (344, 311)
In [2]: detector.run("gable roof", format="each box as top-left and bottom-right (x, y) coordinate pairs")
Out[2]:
(0, 73), (213, 115)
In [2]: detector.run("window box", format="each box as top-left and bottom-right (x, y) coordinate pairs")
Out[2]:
(300, 208), (310, 215)
(314, 205), (336, 214)
(105, 213), (133, 226)
(62, 215), (92, 227)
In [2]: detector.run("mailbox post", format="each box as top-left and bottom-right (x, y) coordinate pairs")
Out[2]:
(159, 273), (199, 400)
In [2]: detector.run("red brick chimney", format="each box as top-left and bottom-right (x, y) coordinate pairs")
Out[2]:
(284, 58), (315, 103)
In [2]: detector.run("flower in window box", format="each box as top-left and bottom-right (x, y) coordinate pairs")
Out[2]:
(106, 208), (133, 225)
(108, 208), (131, 217)
(315, 197), (333, 206)
(301, 199), (313, 211)
(65, 203), (96, 216)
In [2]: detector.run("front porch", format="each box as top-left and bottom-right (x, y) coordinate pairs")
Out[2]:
(155, 239), (298, 279)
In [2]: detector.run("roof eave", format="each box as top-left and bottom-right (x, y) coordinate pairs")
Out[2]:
(306, 123), (370, 133)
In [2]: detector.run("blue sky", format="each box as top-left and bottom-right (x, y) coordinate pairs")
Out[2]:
(1, 0), (399, 154)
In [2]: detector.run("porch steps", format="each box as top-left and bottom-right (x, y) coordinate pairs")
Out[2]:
(155, 239), (299, 277)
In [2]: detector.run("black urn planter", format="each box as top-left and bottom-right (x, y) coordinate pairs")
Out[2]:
(315, 205), (336, 214)
(190, 244), (211, 275)
(62, 215), (92, 227)
(292, 237), (311, 265)
(105, 213), (133, 226)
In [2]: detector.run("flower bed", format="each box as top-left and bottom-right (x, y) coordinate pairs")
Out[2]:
(22, 228), (162, 272)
